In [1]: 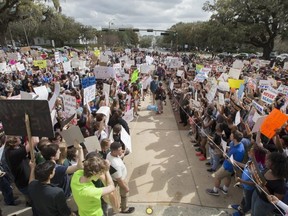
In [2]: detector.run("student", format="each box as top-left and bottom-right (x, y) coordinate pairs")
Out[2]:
(28, 161), (74, 216)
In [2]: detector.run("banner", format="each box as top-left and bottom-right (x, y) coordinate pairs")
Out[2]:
(261, 109), (288, 139)
(261, 90), (277, 104)
(33, 60), (47, 69)
(83, 84), (96, 105)
(94, 66), (116, 79)
(228, 79), (245, 89)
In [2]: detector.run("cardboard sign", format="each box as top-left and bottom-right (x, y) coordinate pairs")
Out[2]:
(277, 84), (288, 95)
(228, 68), (241, 79)
(33, 86), (48, 100)
(55, 52), (61, 64)
(0, 62), (7, 73)
(284, 62), (288, 70)
(232, 60), (244, 69)
(84, 136), (101, 152)
(48, 82), (61, 111)
(0, 100), (54, 137)
(16, 63), (25, 71)
(252, 115), (267, 133)
(20, 46), (31, 53)
(218, 81), (230, 92)
(63, 95), (76, 118)
(176, 70), (184, 77)
(94, 66), (116, 79)
(61, 125), (85, 147)
(260, 109), (288, 139)
(234, 111), (241, 126)
(120, 126), (132, 153)
(103, 83), (110, 105)
(261, 90), (277, 104)
(83, 84), (96, 105)
(122, 108), (134, 123)
(140, 64), (150, 74)
(228, 79), (245, 89)
(218, 92), (225, 105)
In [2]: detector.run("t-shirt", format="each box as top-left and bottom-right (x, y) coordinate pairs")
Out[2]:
(241, 163), (255, 191)
(51, 164), (71, 198)
(71, 170), (103, 216)
(5, 145), (30, 189)
(106, 153), (127, 180)
(28, 180), (71, 216)
(223, 141), (245, 172)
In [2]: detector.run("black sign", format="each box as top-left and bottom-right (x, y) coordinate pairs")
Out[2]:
(0, 100), (54, 137)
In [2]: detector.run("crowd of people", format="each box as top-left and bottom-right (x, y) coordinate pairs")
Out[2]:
(0, 46), (287, 216)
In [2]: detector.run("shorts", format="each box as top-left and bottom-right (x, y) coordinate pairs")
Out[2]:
(214, 166), (233, 180)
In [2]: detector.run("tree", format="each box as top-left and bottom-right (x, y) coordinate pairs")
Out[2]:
(203, 0), (288, 59)
(0, 0), (60, 45)
(139, 36), (153, 48)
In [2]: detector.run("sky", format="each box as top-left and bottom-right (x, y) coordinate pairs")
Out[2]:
(59, 0), (211, 35)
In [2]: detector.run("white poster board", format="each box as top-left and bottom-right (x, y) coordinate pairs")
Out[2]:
(94, 66), (116, 79)
(96, 106), (110, 126)
(34, 86), (48, 100)
(228, 68), (241, 79)
(63, 61), (72, 74)
(122, 108), (134, 123)
(63, 95), (77, 118)
(83, 84), (96, 105)
(120, 126), (132, 153)
(84, 136), (101, 152)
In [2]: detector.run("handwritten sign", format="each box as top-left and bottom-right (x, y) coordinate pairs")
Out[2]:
(84, 136), (101, 152)
(252, 116), (267, 133)
(232, 60), (244, 69)
(258, 80), (271, 89)
(228, 68), (241, 79)
(94, 66), (116, 79)
(63, 61), (72, 74)
(63, 95), (76, 118)
(33, 60), (47, 69)
(83, 84), (96, 105)
(260, 109), (288, 139)
(228, 79), (244, 89)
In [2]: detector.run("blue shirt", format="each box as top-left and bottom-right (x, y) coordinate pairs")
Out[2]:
(241, 164), (255, 191)
(223, 141), (245, 172)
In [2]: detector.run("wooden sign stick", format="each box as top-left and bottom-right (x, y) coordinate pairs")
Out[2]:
(25, 113), (35, 162)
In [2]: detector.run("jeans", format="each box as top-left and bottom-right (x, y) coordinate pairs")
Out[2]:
(251, 190), (275, 216)
(241, 188), (254, 213)
(0, 175), (14, 205)
(114, 181), (128, 212)
(209, 147), (220, 171)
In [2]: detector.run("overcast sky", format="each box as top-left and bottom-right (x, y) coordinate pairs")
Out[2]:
(59, 0), (211, 34)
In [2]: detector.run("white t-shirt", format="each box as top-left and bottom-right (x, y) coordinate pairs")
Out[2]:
(106, 153), (127, 180)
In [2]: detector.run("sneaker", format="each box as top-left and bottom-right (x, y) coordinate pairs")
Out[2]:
(205, 162), (211, 166)
(207, 168), (215, 172)
(219, 186), (228, 195)
(206, 188), (219, 196)
(231, 204), (241, 211)
(199, 155), (206, 161)
(121, 207), (135, 214)
(233, 182), (241, 188)
(195, 152), (203, 156)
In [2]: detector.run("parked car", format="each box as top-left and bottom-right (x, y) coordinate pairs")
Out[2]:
(217, 52), (233, 59)
(234, 53), (249, 60)
(276, 53), (288, 62)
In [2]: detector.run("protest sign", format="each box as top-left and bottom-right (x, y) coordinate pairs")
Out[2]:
(232, 60), (244, 69)
(0, 62), (7, 73)
(228, 68), (241, 79)
(55, 52), (61, 64)
(20, 91), (34, 100)
(238, 84), (245, 99)
(16, 63), (25, 71)
(61, 125), (85, 147)
(234, 111), (241, 126)
(166, 57), (181, 68)
(103, 83), (110, 105)
(196, 64), (204, 73)
(131, 69), (139, 83)
(96, 106), (110, 125)
(277, 84), (288, 95)
(63, 61), (72, 74)
(284, 62), (288, 70)
(84, 136), (101, 152)
(176, 70), (184, 77)
(218, 92), (225, 105)
(83, 84), (96, 105)
(206, 84), (217, 103)
(221, 139), (227, 153)
(0, 50), (5, 58)
(261, 90), (277, 104)
(228, 79), (244, 89)
(100, 52), (109, 63)
(122, 108), (134, 123)
(252, 111), (261, 123)
(145, 56), (154, 65)
(20, 46), (31, 53)
(140, 64), (150, 74)
(63, 95), (76, 118)
(218, 81), (230, 92)
(7, 53), (18, 61)
(261, 109), (288, 139)
(252, 116), (267, 133)
(48, 82), (60, 111)
(33, 86), (48, 100)
(258, 80), (271, 89)
(33, 60), (47, 69)
(120, 126), (132, 153)
(217, 73), (229, 82)
(94, 66), (116, 79)
(252, 100), (264, 114)
(0, 100), (54, 137)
